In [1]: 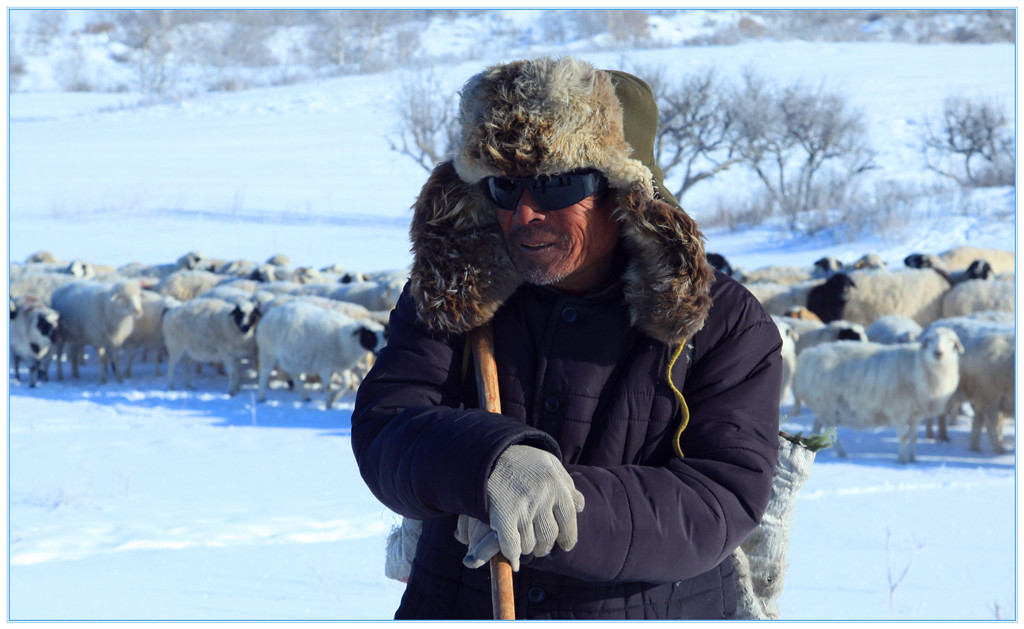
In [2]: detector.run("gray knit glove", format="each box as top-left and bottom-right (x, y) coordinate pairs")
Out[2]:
(457, 444), (585, 571)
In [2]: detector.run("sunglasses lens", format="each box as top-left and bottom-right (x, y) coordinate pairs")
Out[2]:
(486, 177), (523, 210)
(485, 171), (606, 211)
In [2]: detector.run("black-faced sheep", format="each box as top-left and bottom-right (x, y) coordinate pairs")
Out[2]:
(10, 295), (61, 387)
(50, 279), (144, 384)
(937, 246), (1014, 275)
(256, 300), (388, 408)
(810, 268), (952, 327)
(792, 327), (964, 463)
(162, 297), (261, 396)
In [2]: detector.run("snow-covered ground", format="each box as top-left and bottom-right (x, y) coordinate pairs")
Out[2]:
(6, 34), (1018, 622)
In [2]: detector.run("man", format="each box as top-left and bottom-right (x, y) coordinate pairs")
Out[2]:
(352, 56), (782, 620)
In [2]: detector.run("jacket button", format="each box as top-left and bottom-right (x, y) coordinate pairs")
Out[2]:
(527, 586), (545, 603)
(561, 307), (578, 323)
(543, 396), (560, 412)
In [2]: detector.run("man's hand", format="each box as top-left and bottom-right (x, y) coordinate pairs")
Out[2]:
(456, 444), (585, 571)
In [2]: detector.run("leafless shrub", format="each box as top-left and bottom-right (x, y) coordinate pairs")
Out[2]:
(387, 70), (460, 172)
(643, 66), (744, 202)
(108, 9), (178, 95)
(921, 95), (1015, 189)
(725, 68), (878, 230)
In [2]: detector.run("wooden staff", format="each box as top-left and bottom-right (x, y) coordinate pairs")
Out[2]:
(470, 323), (516, 620)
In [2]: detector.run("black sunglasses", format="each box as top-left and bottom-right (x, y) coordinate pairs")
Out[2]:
(482, 170), (608, 211)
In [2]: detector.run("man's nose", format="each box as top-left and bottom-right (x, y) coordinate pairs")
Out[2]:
(512, 188), (545, 225)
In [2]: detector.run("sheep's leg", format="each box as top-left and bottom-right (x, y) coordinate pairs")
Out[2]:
(123, 347), (136, 379)
(226, 358), (241, 396)
(165, 348), (181, 390)
(181, 355), (195, 390)
(298, 373), (312, 402)
(70, 343), (83, 380)
(981, 407), (1007, 454)
(28, 360), (40, 388)
(324, 370), (338, 409)
(109, 345), (125, 383)
(55, 342), (65, 380)
(969, 414), (984, 452)
(256, 351), (273, 403)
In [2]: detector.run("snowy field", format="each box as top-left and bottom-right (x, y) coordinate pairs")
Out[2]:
(6, 32), (1019, 623)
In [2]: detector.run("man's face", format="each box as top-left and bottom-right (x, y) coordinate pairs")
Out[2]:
(496, 187), (621, 295)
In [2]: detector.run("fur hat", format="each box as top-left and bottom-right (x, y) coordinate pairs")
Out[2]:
(408, 56), (714, 346)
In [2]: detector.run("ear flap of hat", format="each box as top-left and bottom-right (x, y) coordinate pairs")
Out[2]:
(617, 191), (716, 345)
(408, 160), (522, 335)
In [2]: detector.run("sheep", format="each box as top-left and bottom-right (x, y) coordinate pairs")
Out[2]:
(737, 265), (814, 286)
(121, 290), (181, 378)
(744, 278), (826, 317)
(770, 316), (798, 404)
(162, 297), (261, 396)
(812, 256), (843, 278)
(806, 273), (857, 323)
(793, 319), (868, 356)
(850, 253), (886, 271)
(156, 269), (229, 302)
(781, 306), (822, 323)
(705, 252), (735, 277)
(940, 279), (1014, 319)
(10, 295), (61, 387)
(865, 315), (923, 345)
(116, 250), (210, 281)
(792, 327), (964, 463)
(261, 293), (391, 326)
(9, 270), (84, 304)
(937, 246), (1014, 274)
(265, 253), (291, 267)
(50, 279), (144, 384)
(904, 254), (997, 284)
(292, 279), (404, 312)
(811, 268), (952, 327)
(256, 300), (388, 408)
(921, 316), (1015, 453)
(24, 250), (60, 264)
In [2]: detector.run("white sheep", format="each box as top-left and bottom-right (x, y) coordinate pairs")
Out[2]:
(940, 279), (1014, 319)
(50, 279), (144, 384)
(744, 278), (826, 317)
(770, 316), (798, 404)
(256, 300), (388, 408)
(865, 315), (922, 344)
(162, 297), (261, 396)
(10, 295), (61, 387)
(833, 268), (952, 327)
(921, 316), (1015, 453)
(121, 290), (181, 378)
(793, 319), (868, 356)
(737, 265), (814, 286)
(9, 270), (84, 304)
(156, 269), (229, 301)
(292, 279), (404, 312)
(938, 246), (1014, 274)
(792, 327), (964, 463)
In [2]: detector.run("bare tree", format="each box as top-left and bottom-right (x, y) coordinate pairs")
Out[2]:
(727, 68), (878, 228)
(387, 71), (460, 172)
(921, 95), (1015, 188)
(651, 67), (743, 201)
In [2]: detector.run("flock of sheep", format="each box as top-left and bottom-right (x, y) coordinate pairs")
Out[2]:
(9, 250), (398, 408)
(9, 244), (1016, 462)
(710, 245), (1016, 463)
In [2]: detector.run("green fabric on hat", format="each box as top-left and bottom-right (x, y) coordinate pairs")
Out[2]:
(605, 69), (682, 211)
